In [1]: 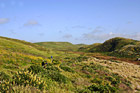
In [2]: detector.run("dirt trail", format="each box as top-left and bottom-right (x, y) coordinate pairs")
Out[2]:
(87, 57), (140, 92)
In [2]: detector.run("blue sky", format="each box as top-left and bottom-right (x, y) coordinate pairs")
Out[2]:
(0, 0), (140, 44)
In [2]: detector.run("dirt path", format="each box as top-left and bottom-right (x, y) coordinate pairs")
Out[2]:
(86, 57), (140, 92)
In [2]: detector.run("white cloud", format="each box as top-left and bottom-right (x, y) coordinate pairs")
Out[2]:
(91, 26), (104, 33)
(0, 18), (9, 24)
(83, 32), (140, 43)
(81, 26), (140, 43)
(24, 20), (40, 26)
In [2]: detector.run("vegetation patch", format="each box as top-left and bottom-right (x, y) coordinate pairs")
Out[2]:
(60, 65), (75, 73)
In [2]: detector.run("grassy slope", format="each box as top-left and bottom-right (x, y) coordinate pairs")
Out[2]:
(35, 42), (86, 51)
(0, 36), (61, 75)
(0, 36), (137, 92)
(79, 37), (140, 58)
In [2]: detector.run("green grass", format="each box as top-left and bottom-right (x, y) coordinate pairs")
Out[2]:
(0, 36), (79, 76)
(0, 36), (135, 92)
(35, 42), (86, 51)
(79, 37), (140, 58)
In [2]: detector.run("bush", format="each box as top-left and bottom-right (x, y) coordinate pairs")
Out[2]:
(43, 70), (70, 84)
(105, 76), (120, 85)
(81, 63), (106, 74)
(0, 80), (11, 92)
(79, 89), (91, 93)
(12, 70), (46, 90)
(0, 72), (11, 92)
(85, 75), (92, 78)
(88, 83), (117, 93)
(45, 65), (60, 72)
(28, 65), (45, 74)
(52, 59), (61, 65)
(76, 56), (88, 62)
(91, 78), (102, 84)
(60, 65), (75, 73)
(0, 72), (10, 81)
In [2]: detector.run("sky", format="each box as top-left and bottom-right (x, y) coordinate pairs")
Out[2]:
(0, 0), (140, 44)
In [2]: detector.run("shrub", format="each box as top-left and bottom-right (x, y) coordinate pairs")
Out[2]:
(49, 72), (70, 83)
(45, 65), (60, 72)
(60, 65), (75, 73)
(42, 70), (70, 84)
(81, 65), (95, 73)
(91, 78), (102, 84)
(79, 89), (91, 93)
(77, 56), (88, 62)
(81, 63), (106, 74)
(12, 70), (46, 90)
(0, 72), (11, 92)
(52, 59), (61, 65)
(3, 65), (19, 70)
(85, 75), (92, 78)
(28, 65), (45, 74)
(0, 72), (10, 81)
(0, 80), (12, 92)
(88, 83), (117, 93)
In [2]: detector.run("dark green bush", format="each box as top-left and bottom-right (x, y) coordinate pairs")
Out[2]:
(85, 74), (92, 78)
(44, 71), (70, 84)
(76, 56), (88, 62)
(81, 65), (94, 73)
(88, 83), (117, 93)
(105, 76), (120, 85)
(52, 59), (61, 65)
(81, 63), (106, 74)
(28, 65), (45, 74)
(60, 65), (75, 73)
(0, 72), (10, 81)
(79, 89), (91, 93)
(91, 78), (102, 84)
(45, 65), (60, 72)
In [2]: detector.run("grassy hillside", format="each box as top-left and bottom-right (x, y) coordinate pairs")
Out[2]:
(0, 36), (138, 92)
(79, 37), (140, 58)
(0, 36), (52, 73)
(35, 42), (86, 51)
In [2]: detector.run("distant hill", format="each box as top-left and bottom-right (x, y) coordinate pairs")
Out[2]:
(35, 42), (86, 51)
(79, 37), (140, 58)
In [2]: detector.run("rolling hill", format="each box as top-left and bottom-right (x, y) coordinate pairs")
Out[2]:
(0, 36), (139, 92)
(79, 37), (140, 58)
(35, 42), (86, 51)
(0, 36), (54, 73)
